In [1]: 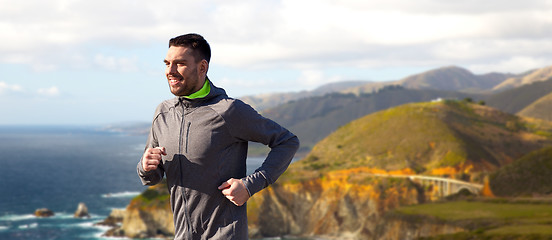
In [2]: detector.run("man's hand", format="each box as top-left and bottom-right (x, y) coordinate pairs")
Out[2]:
(218, 178), (250, 206)
(142, 147), (167, 172)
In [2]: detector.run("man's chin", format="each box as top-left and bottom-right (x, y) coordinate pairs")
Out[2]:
(169, 87), (181, 96)
(169, 87), (188, 97)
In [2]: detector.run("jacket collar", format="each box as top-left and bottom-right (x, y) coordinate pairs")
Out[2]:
(172, 78), (227, 107)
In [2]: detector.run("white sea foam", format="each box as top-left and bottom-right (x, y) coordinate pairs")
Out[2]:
(101, 191), (140, 198)
(81, 223), (124, 240)
(91, 233), (128, 240)
(0, 214), (35, 222)
(18, 223), (38, 229)
(51, 212), (74, 219)
(0, 225), (9, 231)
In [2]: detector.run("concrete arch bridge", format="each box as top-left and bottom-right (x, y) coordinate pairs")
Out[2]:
(370, 173), (484, 198)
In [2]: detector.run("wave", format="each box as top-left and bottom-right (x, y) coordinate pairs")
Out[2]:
(51, 212), (74, 219)
(101, 191), (141, 198)
(17, 223), (38, 229)
(75, 221), (126, 240)
(0, 212), (103, 223)
(0, 214), (35, 222)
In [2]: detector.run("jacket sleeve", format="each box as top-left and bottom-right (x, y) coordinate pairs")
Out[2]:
(136, 112), (165, 186)
(225, 100), (300, 196)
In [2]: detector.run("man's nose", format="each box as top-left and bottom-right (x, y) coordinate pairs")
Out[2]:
(166, 63), (177, 75)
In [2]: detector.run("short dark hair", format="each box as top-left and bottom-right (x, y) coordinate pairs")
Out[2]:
(169, 33), (211, 63)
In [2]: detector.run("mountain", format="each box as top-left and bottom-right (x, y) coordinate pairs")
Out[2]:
(340, 80), (397, 95)
(261, 86), (481, 154)
(240, 80), (368, 111)
(247, 100), (552, 239)
(240, 65), (551, 114)
(398, 66), (507, 92)
(492, 65), (552, 91)
(485, 77), (552, 114)
(344, 66), (514, 95)
(241, 66), (513, 111)
(286, 100), (552, 177)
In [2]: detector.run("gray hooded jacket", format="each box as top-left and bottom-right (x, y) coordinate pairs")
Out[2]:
(137, 80), (299, 239)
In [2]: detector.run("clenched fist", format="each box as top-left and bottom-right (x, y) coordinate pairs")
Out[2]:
(218, 178), (250, 206)
(142, 147), (167, 172)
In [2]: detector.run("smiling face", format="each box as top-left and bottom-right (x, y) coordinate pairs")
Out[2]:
(164, 46), (208, 97)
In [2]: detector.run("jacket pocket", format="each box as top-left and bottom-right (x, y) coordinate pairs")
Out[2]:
(184, 121), (191, 153)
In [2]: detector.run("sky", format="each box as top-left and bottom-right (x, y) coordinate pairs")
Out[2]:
(1, 0), (552, 125)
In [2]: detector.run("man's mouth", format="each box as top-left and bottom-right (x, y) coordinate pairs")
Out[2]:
(169, 77), (182, 86)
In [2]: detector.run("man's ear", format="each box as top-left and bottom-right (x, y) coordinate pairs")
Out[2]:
(199, 59), (209, 74)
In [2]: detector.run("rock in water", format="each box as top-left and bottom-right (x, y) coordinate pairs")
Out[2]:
(34, 208), (54, 217)
(74, 202), (90, 218)
(96, 208), (125, 227)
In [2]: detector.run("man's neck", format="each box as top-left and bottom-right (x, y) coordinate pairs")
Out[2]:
(182, 77), (210, 99)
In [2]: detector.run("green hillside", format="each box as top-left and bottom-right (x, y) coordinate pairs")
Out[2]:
(518, 91), (552, 121)
(261, 86), (480, 154)
(394, 199), (552, 239)
(490, 146), (552, 197)
(285, 100), (552, 180)
(486, 77), (552, 114)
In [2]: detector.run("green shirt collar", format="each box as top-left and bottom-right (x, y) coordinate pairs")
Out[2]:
(183, 77), (211, 99)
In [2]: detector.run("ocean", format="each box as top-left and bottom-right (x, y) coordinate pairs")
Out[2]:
(0, 126), (270, 240)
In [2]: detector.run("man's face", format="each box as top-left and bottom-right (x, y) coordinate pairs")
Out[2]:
(164, 46), (206, 96)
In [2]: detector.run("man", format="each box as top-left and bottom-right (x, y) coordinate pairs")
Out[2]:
(137, 33), (299, 239)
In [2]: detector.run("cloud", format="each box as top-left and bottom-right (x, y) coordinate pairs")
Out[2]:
(205, 0), (552, 74)
(337, 0), (552, 14)
(469, 56), (552, 74)
(37, 87), (60, 97)
(296, 69), (343, 89)
(0, 82), (24, 94)
(0, 0), (551, 76)
(94, 54), (139, 72)
(0, 81), (61, 98)
(0, 82), (61, 98)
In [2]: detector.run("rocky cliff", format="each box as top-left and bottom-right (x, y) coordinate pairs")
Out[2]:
(104, 168), (465, 239)
(103, 182), (174, 239)
(122, 197), (173, 238)
(247, 167), (466, 239)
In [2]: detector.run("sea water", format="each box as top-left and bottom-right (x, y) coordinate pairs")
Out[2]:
(0, 126), (304, 240)
(0, 126), (310, 240)
(0, 126), (149, 239)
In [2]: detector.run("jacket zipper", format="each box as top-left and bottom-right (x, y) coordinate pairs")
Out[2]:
(179, 103), (193, 239)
